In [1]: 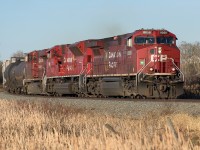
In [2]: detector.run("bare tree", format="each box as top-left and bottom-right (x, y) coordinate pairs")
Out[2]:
(179, 41), (200, 96)
(179, 41), (200, 84)
(12, 50), (25, 57)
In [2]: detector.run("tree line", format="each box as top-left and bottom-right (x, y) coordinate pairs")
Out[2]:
(179, 42), (200, 84)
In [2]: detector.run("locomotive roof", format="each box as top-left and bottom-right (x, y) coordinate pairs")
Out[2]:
(86, 29), (177, 42)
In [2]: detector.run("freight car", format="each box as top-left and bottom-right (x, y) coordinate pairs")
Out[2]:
(3, 57), (25, 93)
(2, 29), (184, 99)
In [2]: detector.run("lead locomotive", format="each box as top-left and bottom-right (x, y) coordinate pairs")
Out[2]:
(2, 29), (184, 99)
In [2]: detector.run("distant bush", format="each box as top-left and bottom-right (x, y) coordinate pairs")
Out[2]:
(179, 41), (200, 84)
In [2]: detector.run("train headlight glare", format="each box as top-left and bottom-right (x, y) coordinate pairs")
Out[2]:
(149, 67), (154, 71)
(172, 68), (176, 72)
(158, 47), (162, 54)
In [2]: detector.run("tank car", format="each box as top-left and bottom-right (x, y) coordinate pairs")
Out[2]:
(3, 57), (26, 93)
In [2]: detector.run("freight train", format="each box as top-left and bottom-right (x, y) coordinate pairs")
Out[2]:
(2, 29), (184, 99)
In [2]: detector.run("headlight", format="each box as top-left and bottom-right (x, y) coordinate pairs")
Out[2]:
(158, 47), (162, 54)
(149, 67), (154, 71)
(172, 68), (176, 72)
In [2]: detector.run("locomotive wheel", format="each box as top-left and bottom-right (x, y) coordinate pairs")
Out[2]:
(15, 88), (21, 94)
(130, 94), (135, 99)
(142, 95), (147, 99)
(53, 92), (58, 97)
(135, 94), (144, 99)
(54, 92), (62, 97)
(78, 93), (85, 98)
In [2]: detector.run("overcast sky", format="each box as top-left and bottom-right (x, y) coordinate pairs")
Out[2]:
(0, 0), (200, 60)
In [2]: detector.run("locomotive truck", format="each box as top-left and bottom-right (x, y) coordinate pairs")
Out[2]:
(2, 29), (184, 99)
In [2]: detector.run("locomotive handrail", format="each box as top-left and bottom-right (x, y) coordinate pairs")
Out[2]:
(168, 58), (184, 82)
(79, 63), (91, 88)
(80, 64), (88, 75)
(42, 67), (46, 80)
(42, 67), (47, 93)
(86, 68), (92, 75)
(137, 61), (152, 75)
(136, 58), (184, 87)
(80, 63), (93, 75)
(136, 61), (152, 87)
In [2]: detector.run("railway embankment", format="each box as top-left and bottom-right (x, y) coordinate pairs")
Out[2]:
(0, 91), (200, 119)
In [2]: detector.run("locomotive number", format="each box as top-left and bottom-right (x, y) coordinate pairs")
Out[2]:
(109, 61), (117, 68)
(66, 65), (73, 71)
(108, 51), (121, 59)
(67, 58), (73, 63)
(39, 58), (43, 63)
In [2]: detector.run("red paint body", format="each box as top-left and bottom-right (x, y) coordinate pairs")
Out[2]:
(26, 29), (180, 80)
(46, 45), (83, 77)
(25, 49), (47, 79)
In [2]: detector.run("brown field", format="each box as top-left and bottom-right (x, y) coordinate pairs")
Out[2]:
(0, 99), (199, 149)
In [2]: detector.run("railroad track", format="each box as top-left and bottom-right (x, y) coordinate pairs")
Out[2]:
(1, 91), (200, 119)
(1, 89), (200, 103)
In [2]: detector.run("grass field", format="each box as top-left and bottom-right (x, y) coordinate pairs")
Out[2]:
(0, 99), (199, 149)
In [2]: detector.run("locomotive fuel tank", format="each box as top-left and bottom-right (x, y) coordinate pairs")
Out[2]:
(53, 82), (74, 95)
(100, 77), (124, 96)
(26, 82), (42, 94)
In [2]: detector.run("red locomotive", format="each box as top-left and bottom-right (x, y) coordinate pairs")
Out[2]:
(3, 29), (184, 99)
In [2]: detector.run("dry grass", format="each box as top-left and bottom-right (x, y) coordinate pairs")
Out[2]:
(0, 99), (199, 150)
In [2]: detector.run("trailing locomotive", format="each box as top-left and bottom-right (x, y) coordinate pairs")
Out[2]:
(2, 29), (184, 99)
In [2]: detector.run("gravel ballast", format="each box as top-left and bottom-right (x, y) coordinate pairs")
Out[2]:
(1, 91), (200, 118)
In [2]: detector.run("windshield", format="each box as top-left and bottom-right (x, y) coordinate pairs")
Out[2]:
(157, 37), (174, 44)
(134, 36), (155, 44)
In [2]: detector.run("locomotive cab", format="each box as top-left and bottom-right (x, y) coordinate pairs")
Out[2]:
(132, 29), (184, 98)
